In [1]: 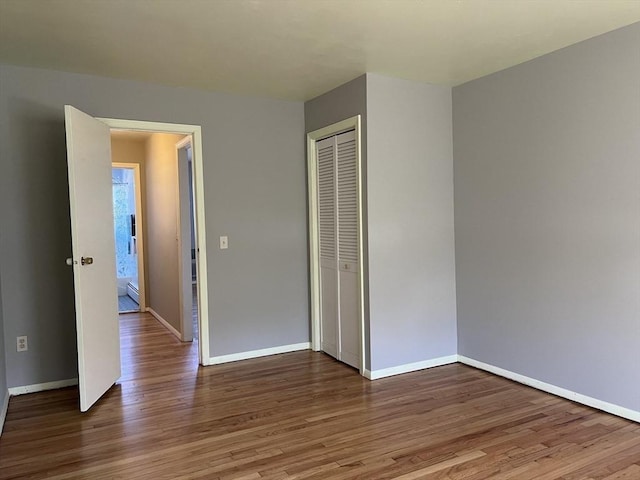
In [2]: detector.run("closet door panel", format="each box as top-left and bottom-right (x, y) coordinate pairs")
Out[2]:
(317, 137), (338, 359)
(339, 267), (359, 368)
(336, 130), (359, 367)
(320, 264), (338, 358)
(317, 138), (336, 263)
(336, 131), (358, 266)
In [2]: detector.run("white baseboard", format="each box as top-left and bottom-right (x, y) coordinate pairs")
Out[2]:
(8, 378), (79, 396)
(458, 355), (640, 423)
(147, 307), (181, 340)
(0, 389), (9, 436)
(364, 355), (459, 380)
(209, 342), (311, 365)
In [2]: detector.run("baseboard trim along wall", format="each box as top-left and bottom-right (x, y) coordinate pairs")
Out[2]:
(364, 355), (459, 380)
(8, 378), (79, 396)
(147, 307), (181, 340)
(458, 355), (640, 423)
(0, 389), (9, 436)
(3, 352), (635, 425)
(209, 342), (311, 365)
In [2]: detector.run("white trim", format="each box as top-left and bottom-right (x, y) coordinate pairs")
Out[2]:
(175, 136), (192, 149)
(307, 136), (320, 352)
(8, 378), (78, 396)
(209, 342), (311, 365)
(307, 116), (366, 376)
(102, 119), (199, 134)
(364, 355), (459, 380)
(99, 117), (211, 366)
(458, 356), (640, 423)
(191, 126), (210, 364)
(147, 307), (181, 340)
(175, 137), (194, 342)
(111, 162), (146, 312)
(0, 389), (9, 436)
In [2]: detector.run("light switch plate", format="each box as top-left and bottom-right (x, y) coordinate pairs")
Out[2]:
(219, 236), (228, 249)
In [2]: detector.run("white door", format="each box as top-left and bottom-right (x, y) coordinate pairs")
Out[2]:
(317, 137), (339, 359)
(336, 131), (359, 368)
(316, 130), (359, 368)
(65, 105), (121, 412)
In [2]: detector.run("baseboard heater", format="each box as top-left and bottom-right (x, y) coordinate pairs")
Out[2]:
(126, 281), (140, 304)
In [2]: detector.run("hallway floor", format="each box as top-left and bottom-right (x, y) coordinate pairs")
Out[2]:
(117, 294), (139, 313)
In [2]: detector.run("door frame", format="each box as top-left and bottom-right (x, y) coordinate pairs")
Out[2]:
(111, 162), (146, 313)
(306, 115), (365, 375)
(100, 117), (211, 366)
(175, 136), (196, 342)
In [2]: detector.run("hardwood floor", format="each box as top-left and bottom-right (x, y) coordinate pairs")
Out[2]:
(1, 313), (638, 479)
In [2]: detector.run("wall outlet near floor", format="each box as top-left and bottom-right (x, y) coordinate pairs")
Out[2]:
(17, 335), (28, 352)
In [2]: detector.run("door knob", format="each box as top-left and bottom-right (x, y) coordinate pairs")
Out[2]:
(66, 257), (74, 266)
(81, 256), (94, 266)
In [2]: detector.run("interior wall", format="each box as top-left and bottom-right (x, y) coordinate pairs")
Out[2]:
(0, 265), (7, 433)
(144, 133), (184, 333)
(304, 74), (458, 372)
(304, 75), (371, 367)
(366, 74), (457, 371)
(453, 23), (640, 412)
(110, 136), (148, 306)
(0, 64), (308, 387)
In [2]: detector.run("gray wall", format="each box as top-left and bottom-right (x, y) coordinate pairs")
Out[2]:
(0, 64), (308, 386)
(304, 75), (367, 134)
(0, 266), (7, 430)
(366, 74), (457, 370)
(454, 24), (640, 411)
(145, 133), (184, 333)
(304, 75), (371, 367)
(304, 74), (458, 372)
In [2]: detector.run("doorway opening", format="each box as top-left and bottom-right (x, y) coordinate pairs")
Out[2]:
(65, 106), (211, 412)
(108, 129), (204, 362)
(103, 118), (211, 369)
(112, 164), (143, 314)
(176, 138), (199, 342)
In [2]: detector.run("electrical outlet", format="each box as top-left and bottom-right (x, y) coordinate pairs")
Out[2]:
(17, 335), (28, 352)
(219, 235), (228, 249)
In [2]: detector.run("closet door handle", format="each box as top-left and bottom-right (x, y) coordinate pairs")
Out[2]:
(81, 256), (94, 266)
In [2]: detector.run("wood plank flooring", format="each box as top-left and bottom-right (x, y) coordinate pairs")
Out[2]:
(0, 312), (638, 479)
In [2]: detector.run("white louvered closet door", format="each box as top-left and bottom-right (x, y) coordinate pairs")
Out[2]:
(336, 130), (359, 368)
(317, 136), (339, 359)
(316, 130), (359, 369)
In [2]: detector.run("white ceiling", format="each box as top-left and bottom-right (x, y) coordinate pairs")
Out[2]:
(1, 1), (639, 101)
